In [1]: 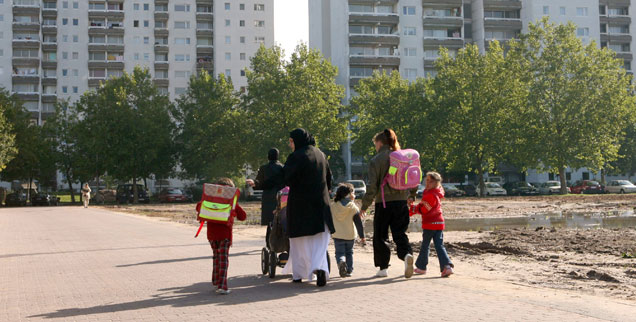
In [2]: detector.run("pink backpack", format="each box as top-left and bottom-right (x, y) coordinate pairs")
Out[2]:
(381, 149), (422, 208)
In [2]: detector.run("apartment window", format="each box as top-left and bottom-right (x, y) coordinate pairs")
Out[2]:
(89, 2), (105, 10)
(600, 24), (607, 33)
(225, 2), (230, 10)
(175, 87), (187, 95)
(254, 20), (265, 27)
(600, 5), (607, 15)
(609, 25), (629, 34)
(225, 52), (231, 60)
(72, 69), (78, 76)
(225, 19), (231, 26)
(144, 53), (150, 61)
(73, 86), (78, 94)
(155, 21), (167, 28)
(134, 3), (139, 10)
(155, 70), (168, 79)
(404, 68), (417, 79)
(225, 36), (231, 44)
(240, 20), (245, 27)
(240, 53), (246, 60)
(89, 51), (105, 61)
(240, 36), (246, 43)
(240, 3), (245, 10)
(225, 69), (231, 76)
(175, 4), (190, 12)
(62, 69), (68, 76)
(576, 7), (588, 17)
(144, 37), (149, 44)
(175, 70), (191, 78)
(63, 1), (68, 8)
(175, 54), (190, 61)
(403, 48), (416, 57)
(625, 61), (632, 71)
(576, 27), (589, 37)
(254, 4), (265, 11)
(484, 10), (520, 19)
(62, 52), (68, 60)
(174, 21), (190, 29)
(73, 1), (78, 8)
(402, 6), (415, 15)
(72, 52), (79, 60)
(73, 35), (78, 42)
(403, 27), (416, 36)
(134, 20), (139, 27)
(240, 70), (246, 77)
(609, 7), (629, 16)
(144, 3), (149, 10)
(144, 20), (149, 27)
(62, 18), (68, 25)
(255, 36), (265, 43)
(73, 19), (79, 26)
(62, 86), (68, 94)
(134, 53), (139, 60)
(543, 6), (549, 15)
(174, 37), (190, 45)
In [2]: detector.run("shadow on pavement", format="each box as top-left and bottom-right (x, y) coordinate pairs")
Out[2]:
(0, 243), (206, 259)
(28, 274), (409, 319)
(116, 250), (261, 267)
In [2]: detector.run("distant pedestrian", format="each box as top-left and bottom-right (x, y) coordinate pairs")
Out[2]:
(330, 183), (365, 277)
(281, 128), (335, 287)
(360, 129), (417, 278)
(247, 148), (285, 246)
(197, 178), (247, 295)
(410, 172), (454, 277)
(81, 183), (91, 208)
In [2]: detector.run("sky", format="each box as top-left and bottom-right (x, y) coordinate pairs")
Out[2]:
(274, 0), (309, 59)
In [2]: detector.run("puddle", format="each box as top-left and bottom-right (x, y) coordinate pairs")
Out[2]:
(365, 211), (636, 232)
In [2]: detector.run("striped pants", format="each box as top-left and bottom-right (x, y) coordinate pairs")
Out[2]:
(211, 239), (231, 291)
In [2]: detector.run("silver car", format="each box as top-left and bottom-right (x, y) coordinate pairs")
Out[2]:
(346, 180), (367, 198)
(538, 181), (563, 194)
(605, 180), (636, 194)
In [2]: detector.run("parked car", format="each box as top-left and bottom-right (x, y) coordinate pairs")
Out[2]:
(484, 183), (507, 196)
(346, 180), (367, 198)
(116, 184), (150, 204)
(605, 180), (636, 194)
(248, 189), (263, 201)
(502, 181), (539, 196)
(158, 188), (189, 203)
(30, 193), (60, 206)
(537, 181), (570, 194)
(457, 184), (478, 197)
(570, 180), (604, 194)
(5, 192), (28, 207)
(442, 183), (465, 197)
(416, 184), (425, 198)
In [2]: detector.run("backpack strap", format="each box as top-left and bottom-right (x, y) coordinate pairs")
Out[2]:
(194, 221), (205, 238)
(380, 176), (388, 208)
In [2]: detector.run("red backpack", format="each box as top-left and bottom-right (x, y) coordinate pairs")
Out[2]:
(194, 183), (240, 237)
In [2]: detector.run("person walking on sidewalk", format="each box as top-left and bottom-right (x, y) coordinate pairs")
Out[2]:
(410, 171), (454, 277)
(330, 183), (365, 277)
(81, 183), (91, 208)
(360, 129), (417, 278)
(281, 128), (335, 287)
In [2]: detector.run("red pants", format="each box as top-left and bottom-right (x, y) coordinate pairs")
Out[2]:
(210, 239), (230, 290)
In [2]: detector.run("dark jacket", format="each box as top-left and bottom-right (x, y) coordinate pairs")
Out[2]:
(254, 160), (285, 225)
(284, 130), (335, 238)
(361, 145), (417, 211)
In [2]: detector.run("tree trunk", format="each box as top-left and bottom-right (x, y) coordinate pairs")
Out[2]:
(600, 168), (606, 186)
(133, 176), (139, 204)
(559, 167), (568, 194)
(27, 175), (33, 205)
(478, 167), (485, 197)
(66, 170), (75, 203)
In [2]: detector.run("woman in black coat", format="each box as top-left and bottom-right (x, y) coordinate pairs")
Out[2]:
(251, 148), (285, 226)
(281, 128), (335, 287)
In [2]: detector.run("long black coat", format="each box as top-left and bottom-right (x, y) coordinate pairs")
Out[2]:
(253, 160), (285, 225)
(284, 145), (335, 238)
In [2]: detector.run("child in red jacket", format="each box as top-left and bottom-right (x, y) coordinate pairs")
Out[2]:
(197, 178), (247, 295)
(409, 172), (454, 277)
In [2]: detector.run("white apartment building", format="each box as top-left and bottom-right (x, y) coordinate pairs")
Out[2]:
(310, 0), (634, 182)
(1, 0), (274, 125)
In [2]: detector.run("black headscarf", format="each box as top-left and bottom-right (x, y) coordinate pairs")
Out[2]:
(267, 148), (279, 161)
(289, 128), (315, 149)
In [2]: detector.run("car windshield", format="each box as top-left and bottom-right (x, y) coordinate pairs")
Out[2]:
(348, 181), (365, 188)
(546, 182), (559, 187)
(587, 181), (600, 186)
(617, 180), (633, 185)
(167, 189), (183, 194)
(487, 183), (501, 188)
(519, 182), (531, 187)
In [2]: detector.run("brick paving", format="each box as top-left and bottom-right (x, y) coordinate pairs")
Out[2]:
(1, 206), (635, 321)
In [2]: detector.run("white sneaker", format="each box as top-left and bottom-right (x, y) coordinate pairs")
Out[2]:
(404, 254), (414, 279)
(216, 289), (231, 295)
(375, 269), (388, 277)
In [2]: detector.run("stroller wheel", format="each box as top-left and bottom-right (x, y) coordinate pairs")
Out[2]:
(268, 251), (277, 278)
(261, 247), (269, 275)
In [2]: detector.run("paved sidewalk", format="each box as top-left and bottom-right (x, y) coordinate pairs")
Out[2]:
(1, 206), (635, 321)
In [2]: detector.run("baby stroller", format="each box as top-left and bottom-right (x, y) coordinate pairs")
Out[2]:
(260, 187), (331, 278)
(261, 187), (290, 278)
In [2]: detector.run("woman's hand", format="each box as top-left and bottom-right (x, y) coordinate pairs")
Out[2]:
(245, 179), (255, 187)
(407, 197), (415, 207)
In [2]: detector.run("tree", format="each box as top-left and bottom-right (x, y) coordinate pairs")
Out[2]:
(0, 89), (18, 172)
(508, 18), (636, 193)
(244, 44), (349, 166)
(609, 123), (636, 180)
(174, 71), (245, 181)
(76, 67), (176, 203)
(428, 42), (525, 195)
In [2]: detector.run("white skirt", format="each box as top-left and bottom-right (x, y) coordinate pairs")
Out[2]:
(282, 225), (330, 281)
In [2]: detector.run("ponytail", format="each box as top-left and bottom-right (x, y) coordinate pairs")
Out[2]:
(374, 128), (401, 151)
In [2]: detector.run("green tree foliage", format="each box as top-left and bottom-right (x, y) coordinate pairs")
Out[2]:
(76, 67), (176, 202)
(174, 71), (245, 181)
(0, 89), (18, 172)
(609, 124), (636, 180)
(428, 42), (525, 195)
(508, 18), (636, 193)
(244, 44), (348, 165)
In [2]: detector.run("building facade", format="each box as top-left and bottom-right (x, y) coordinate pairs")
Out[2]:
(310, 0), (634, 182)
(1, 0), (274, 125)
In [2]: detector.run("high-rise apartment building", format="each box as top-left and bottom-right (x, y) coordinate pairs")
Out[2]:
(1, 0), (274, 124)
(310, 0), (634, 180)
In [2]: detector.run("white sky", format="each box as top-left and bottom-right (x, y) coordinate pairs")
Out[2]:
(274, 0), (309, 59)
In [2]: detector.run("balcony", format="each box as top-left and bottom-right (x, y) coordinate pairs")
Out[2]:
(154, 44), (169, 53)
(483, 0), (522, 10)
(12, 6), (40, 16)
(42, 61), (57, 69)
(601, 33), (632, 43)
(88, 43), (125, 51)
(153, 79), (169, 87)
(154, 28), (169, 37)
(422, 0), (462, 6)
(349, 34), (400, 46)
(196, 61), (213, 72)
(42, 42), (57, 51)
(42, 5), (57, 17)
(88, 27), (125, 36)
(348, 13), (399, 25)
(484, 18), (522, 29)
(41, 76), (57, 86)
(196, 29), (214, 37)
(41, 24), (57, 33)
(601, 15), (631, 26)
(423, 15), (463, 28)
(14, 92), (40, 101)
(88, 9), (125, 19)
(154, 12), (169, 20)
(13, 22), (40, 32)
(12, 73), (40, 83)
(12, 38), (40, 49)
(349, 55), (400, 66)
(88, 60), (125, 69)
(41, 93), (57, 103)
(196, 46), (214, 55)
(154, 62), (169, 70)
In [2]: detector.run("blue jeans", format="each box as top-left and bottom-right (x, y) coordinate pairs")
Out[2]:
(333, 238), (354, 273)
(415, 230), (452, 272)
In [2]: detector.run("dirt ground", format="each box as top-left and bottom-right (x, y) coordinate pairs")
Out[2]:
(99, 194), (636, 301)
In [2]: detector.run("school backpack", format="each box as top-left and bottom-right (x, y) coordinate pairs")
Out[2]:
(380, 149), (422, 208)
(269, 186), (290, 253)
(194, 183), (240, 238)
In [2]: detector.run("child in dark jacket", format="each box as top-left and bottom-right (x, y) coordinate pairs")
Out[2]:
(410, 172), (454, 277)
(196, 178), (247, 295)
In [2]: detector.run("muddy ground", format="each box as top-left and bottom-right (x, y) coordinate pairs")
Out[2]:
(100, 194), (636, 300)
